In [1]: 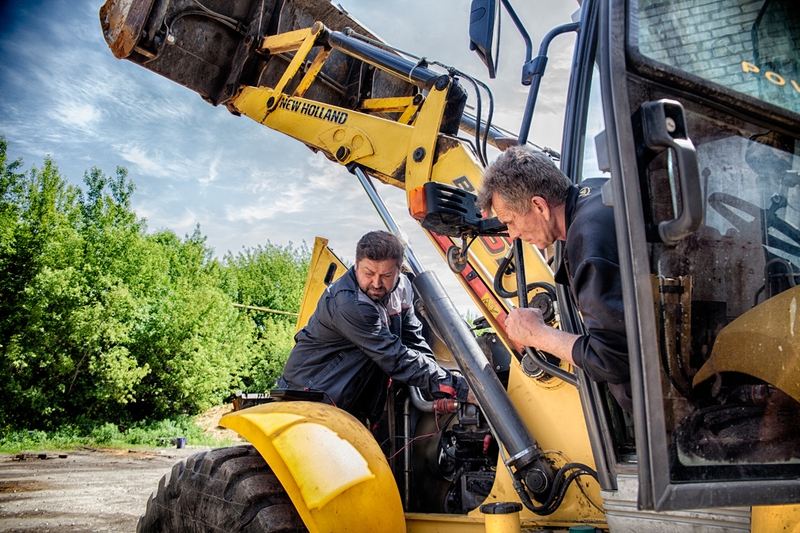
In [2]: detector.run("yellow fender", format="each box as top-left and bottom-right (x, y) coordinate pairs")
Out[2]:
(220, 401), (406, 533)
(693, 285), (800, 402)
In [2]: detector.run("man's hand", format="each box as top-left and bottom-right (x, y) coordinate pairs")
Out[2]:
(505, 307), (548, 347)
(504, 307), (580, 367)
(465, 388), (478, 406)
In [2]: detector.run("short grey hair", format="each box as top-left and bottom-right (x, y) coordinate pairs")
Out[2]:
(477, 146), (573, 214)
(355, 231), (404, 267)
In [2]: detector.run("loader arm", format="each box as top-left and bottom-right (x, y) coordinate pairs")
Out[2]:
(226, 22), (556, 344)
(237, 71), (493, 314)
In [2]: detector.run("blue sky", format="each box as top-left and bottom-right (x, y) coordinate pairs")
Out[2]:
(0, 0), (578, 311)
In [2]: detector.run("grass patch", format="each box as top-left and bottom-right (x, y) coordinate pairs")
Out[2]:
(0, 414), (237, 453)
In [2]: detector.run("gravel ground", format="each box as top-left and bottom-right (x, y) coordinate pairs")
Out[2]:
(0, 447), (204, 532)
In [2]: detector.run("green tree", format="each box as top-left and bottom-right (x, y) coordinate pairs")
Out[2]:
(0, 138), (310, 429)
(0, 143), (154, 427)
(130, 228), (256, 419)
(224, 242), (310, 392)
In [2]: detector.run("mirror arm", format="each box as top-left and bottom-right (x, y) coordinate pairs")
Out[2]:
(499, 0), (533, 63)
(518, 22), (580, 145)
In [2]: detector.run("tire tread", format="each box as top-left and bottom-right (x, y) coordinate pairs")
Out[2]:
(136, 445), (306, 533)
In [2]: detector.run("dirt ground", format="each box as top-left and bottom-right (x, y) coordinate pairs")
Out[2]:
(0, 406), (244, 532)
(0, 447), (200, 532)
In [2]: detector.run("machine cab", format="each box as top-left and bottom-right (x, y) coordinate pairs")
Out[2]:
(560, 0), (800, 511)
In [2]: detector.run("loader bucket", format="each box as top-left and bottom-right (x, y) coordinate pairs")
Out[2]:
(99, 0), (416, 108)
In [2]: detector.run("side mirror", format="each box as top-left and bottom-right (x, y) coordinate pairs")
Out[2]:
(469, 0), (498, 78)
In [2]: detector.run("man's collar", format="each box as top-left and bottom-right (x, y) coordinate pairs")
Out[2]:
(563, 185), (581, 236)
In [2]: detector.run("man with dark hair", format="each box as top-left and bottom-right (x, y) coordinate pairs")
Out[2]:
(278, 230), (470, 422)
(478, 146), (632, 412)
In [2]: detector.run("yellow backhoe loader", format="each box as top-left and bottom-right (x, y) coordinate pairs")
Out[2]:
(99, 0), (800, 530)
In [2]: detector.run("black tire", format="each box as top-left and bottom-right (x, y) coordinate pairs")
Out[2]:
(137, 445), (308, 533)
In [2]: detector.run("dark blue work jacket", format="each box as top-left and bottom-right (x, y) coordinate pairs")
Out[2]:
(555, 178), (632, 412)
(279, 267), (467, 420)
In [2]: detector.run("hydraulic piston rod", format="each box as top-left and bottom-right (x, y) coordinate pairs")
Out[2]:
(412, 270), (555, 499)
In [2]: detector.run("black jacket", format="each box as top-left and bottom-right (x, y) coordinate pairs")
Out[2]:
(555, 178), (632, 412)
(279, 267), (468, 420)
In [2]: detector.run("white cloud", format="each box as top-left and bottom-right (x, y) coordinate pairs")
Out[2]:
(51, 101), (101, 132)
(116, 145), (163, 176)
(223, 179), (310, 222)
(114, 143), (190, 180)
(136, 203), (198, 233)
(199, 154), (220, 186)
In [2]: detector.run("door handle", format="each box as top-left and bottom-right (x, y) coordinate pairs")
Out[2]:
(639, 99), (703, 245)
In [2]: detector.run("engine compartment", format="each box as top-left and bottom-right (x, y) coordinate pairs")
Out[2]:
(376, 331), (509, 514)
